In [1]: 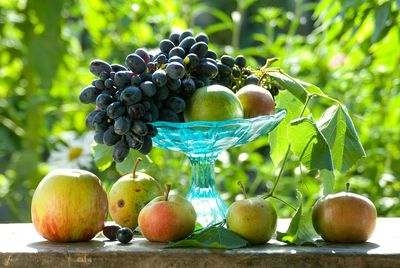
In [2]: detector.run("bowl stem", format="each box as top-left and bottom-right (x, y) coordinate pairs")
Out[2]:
(186, 155), (228, 227)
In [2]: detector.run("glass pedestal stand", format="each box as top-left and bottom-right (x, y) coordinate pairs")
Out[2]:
(151, 109), (286, 227)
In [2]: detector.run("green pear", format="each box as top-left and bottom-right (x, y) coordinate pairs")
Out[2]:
(226, 182), (277, 244)
(108, 158), (163, 229)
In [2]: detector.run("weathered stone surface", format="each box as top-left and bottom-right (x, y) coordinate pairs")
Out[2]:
(1, 218), (400, 268)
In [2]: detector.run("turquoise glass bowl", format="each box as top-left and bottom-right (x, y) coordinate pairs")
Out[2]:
(151, 109), (286, 227)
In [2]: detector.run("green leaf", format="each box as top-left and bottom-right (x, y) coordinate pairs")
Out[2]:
(371, 2), (391, 43)
(92, 143), (112, 171)
(269, 91), (308, 167)
(317, 105), (366, 173)
(276, 191), (321, 246)
(166, 225), (248, 249)
(288, 117), (334, 171)
(320, 169), (335, 195)
(268, 71), (308, 103)
(115, 149), (151, 175)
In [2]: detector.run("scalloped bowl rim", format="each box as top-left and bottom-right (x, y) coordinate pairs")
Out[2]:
(151, 108), (287, 129)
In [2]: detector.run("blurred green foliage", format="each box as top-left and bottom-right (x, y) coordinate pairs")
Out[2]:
(0, 0), (399, 222)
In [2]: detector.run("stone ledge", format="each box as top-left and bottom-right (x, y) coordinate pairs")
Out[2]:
(1, 218), (400, 268)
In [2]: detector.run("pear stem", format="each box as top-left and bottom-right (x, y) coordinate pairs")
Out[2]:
(237, 181), (247, 199)
(346, 182), (350, 193)
(164, 184), (171, 201)
(132, 157), (142, 177)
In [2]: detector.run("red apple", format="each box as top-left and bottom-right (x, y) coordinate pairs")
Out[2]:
(138, 185), (196, 242)
(31, 169), (108, 242)
(312, 184), (377, 243)
(236, 84), (275, 118)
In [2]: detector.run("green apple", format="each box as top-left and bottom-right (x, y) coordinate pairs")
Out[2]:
(31, 169), (108, 242)
(184, 84), (243, 121)
(236, 84), (275, 118)
(138, 185), (196, 242)
(312, 183), (377, 243)
(226, 182), (277, 244)
(108, 158), (163, 229)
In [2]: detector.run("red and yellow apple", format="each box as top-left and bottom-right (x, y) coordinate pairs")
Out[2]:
(138, 185), (196, 242)
(31, 169), (108, 242)
(312, 185), (377, 243)
(236, 84), (275, 118)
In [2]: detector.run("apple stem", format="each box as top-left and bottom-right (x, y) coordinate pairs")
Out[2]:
(132, 158), (142, 178)
(164, 184), (171, 201)
(237, 181), (247, 199)
(346, 182), (350, 193)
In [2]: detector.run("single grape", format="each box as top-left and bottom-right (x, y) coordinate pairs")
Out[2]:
(146, 124), (158, 137)
(142, 100), (151, 111)
(112, 139), (129, 163)
(179, 36), (196, 53)
(103, 225), (121, 241)
(89, 59), (112, 77)
(194, 79), (205, 88)
(178, 29), (193, 42)
(167, 78), (181, 91)
(159, 108), (180, 122)
(93, 79), (105, 90)
(154, 85), (169, 101)
(168, 46), (186, 59)
(96, 93), (113, 111)
(195, 61), (218, 78)
(131, 75), (142, 86)
(235, 55), (247, 68)
(85, 110), (101, 130)
(147, 62), (156, 73)
(140, 81), (157, 97)
(194, 32), (209, 44)
(169, 32), (180, 45)
(140, 72), (152, 82)
(245, 74), (259, 85)
(104, 78), (114, 89)
(206, 50), (217, 60)
(114, 117), (131, 135)
(142, 113), (154, 123)
(181, 78), (196, 97)
(148, 101), (159, 121)
(168, 56), (184, 64)
(114, 71), (133, 88)
(120, 86), (142, 105)
(131, 120), (148, 136)
(93, 111), (109, 131)
(126, 134), (143, 149)
(103, 126), (121, 146)
(159, 39), (175, 54)
(154, 53), (167, 65)
(125, 53), (147, 74)
(152, 69), (167, 87)
(189, 42), (208, 58)
(79, 85), (101, 104)
(127, 103), (146, 119)
(111, 64), (127, 72)
(217, 62), (233, 76)
(184, 53), (200, 70)
(94, 131), (105, 144)
(138, 135), (153, 155)
(220, 55), (235, 68)
(164, 96), (186, 113)
(135, 48), (150, 64)
(166, 62), (185, 80)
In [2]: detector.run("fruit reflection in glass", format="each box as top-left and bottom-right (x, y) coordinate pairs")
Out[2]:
(151, 109), (286, 227)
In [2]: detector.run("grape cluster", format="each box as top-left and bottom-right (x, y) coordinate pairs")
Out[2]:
(212, 55), (265, 93)
(79, 30), (224, 162)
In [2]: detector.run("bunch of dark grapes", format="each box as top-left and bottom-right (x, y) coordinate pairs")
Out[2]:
(79, 30), (223, 162)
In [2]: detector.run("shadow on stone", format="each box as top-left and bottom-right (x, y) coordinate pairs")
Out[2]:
(27, 240), (106, 252)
